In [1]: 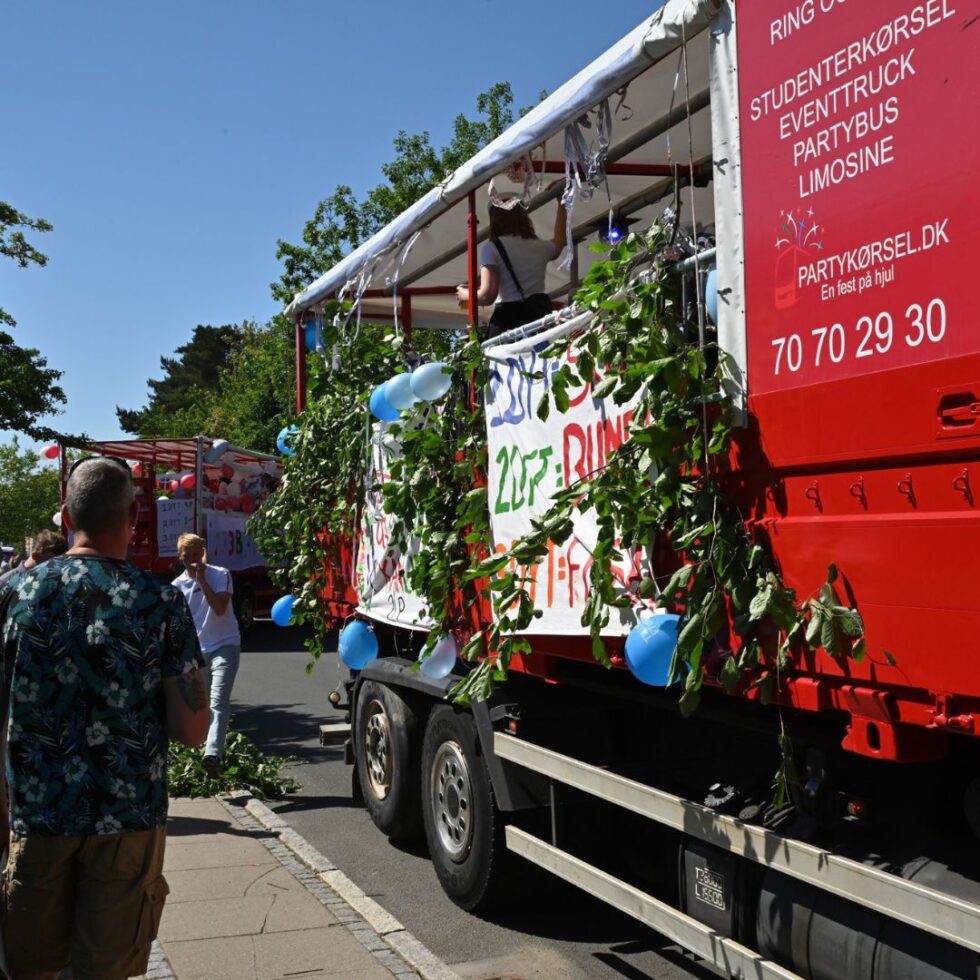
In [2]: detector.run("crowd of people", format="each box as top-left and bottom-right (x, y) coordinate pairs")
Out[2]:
(0, 457), (243, 977)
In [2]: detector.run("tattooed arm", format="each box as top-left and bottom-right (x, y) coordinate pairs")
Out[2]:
(164, 666), (209, 747)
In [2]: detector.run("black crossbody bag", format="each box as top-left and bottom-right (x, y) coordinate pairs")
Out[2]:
(489, 240), (552, 336)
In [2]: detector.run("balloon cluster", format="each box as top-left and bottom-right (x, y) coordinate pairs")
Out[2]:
(370, 362), (452, 422)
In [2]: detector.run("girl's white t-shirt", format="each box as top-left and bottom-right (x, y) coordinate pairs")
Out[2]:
(480, 236), (557, 303)
(172, 564), (240, 654)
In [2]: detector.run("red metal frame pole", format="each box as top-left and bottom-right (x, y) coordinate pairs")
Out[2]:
(294, 319), (307, 414)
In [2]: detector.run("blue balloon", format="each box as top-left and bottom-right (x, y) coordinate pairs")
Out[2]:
(276, 425), (299, 456)
(625, 613), (683, 687)
(304, 321), (320, 351)
(271, 594), (296, 628)
(705, 265), (718, 325)
(339, 619), (379, 670)
(369, 383), (400, 422)
(385, 373), (418, 411)
(410, 362), (452, 402)
(418, 634), (457, 680)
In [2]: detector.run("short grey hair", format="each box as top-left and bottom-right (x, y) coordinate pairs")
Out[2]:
(66, 458), (135, 536)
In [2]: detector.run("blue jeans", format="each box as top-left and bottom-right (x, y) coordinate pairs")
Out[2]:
(203, 643), (241, 759)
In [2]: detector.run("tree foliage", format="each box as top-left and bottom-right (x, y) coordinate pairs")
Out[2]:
(116, 319), (296, 454)
(272, 82), (521, 304)
(116, 324), (243, 437)
(204, 317), (296, 452)
(0, 201), (66, 439)
(0, 438), (60, 549)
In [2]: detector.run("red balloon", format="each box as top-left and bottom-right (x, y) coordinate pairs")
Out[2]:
(208, 478), (220, 493)
(214, 496), (227, 511)
(226, 496), (241, 510)
(241, 496), (256, 514)
(169, 480), (178, 492)
(180, 473), (196, 490)
(221, 464), (235, 480)
(41, 444), (60, 460)
(132, 463), (143, 477)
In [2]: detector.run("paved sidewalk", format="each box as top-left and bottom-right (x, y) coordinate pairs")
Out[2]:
(142, 797), (425, 980)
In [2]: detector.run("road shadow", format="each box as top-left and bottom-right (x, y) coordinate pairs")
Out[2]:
(271, 793), (358, 814)
(595, 943), (720, 979)
(242, 621), (328, 654)
(478, 874), (719, 975)
(230, 701), (328, 762)
(167, 815), (268, 840)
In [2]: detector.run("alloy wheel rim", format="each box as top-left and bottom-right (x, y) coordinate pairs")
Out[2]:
(364, 700), (392, 799)
(430, 739), (472, 862)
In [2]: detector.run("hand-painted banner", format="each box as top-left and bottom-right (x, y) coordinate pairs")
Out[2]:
(484, 314), (652, 635)
(355, 427), (431, 631)
(204, 513), (267, 571)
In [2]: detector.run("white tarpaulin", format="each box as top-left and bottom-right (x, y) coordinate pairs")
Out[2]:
(356, 428), (430, 630)
(484, 313), (654, 635)
(204, 513), (267, 571)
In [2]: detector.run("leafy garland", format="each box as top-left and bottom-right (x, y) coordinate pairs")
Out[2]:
(256, 216), (865, 802)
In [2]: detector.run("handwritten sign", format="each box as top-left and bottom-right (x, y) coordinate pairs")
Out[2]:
(204, 513), (266, 571)
(484, 314), (651, 635)
(156, 499), (194, 557)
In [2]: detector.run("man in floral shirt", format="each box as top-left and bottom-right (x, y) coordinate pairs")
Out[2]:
(0, 456), (208, 979)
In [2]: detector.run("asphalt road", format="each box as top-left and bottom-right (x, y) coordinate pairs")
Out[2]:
(232, 623), (716, 980)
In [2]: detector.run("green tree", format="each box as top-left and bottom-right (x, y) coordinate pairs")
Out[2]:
(0, 201), (66, 439)
(203, 318), (296, 453)
(272, 82), (521, 304)
(0, 438), (61, 549)
(116, 324), (243, 437)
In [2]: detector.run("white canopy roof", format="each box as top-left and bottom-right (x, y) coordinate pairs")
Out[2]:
(285, 0), (721, 330)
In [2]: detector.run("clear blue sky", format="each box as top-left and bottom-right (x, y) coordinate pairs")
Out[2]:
(2, 1), (655, 450)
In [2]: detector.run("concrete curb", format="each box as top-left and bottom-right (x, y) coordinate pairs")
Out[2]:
(224, 795), (462, 980)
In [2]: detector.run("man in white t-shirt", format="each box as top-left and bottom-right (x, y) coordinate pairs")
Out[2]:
(174, 533), (241, 775)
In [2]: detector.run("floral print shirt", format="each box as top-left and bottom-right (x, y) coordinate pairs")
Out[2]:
(0, 555), (203, 836)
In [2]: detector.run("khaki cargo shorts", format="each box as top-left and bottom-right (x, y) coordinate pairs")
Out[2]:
(2, 825), (168, 979)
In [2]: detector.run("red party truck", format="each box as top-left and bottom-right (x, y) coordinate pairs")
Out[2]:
(282, 2), (979, 975)
(60, 437), (281, 631)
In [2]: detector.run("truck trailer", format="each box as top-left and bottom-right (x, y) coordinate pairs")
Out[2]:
(280, 2), (979, 976)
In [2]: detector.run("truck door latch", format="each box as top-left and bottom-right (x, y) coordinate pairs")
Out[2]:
(941, 402), (980, 424)
(936, 389), (980, 438)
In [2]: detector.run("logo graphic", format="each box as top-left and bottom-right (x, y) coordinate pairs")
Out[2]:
(774, 208), (824, 309)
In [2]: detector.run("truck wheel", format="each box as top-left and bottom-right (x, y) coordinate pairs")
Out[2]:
(421, 705), (509, 912)
(355, 681), (422, 840)
(234, 585), (255, 635)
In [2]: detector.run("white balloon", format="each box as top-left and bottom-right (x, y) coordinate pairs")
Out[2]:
(52, 512), (63, 527)
(227, 481), (242, 496)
